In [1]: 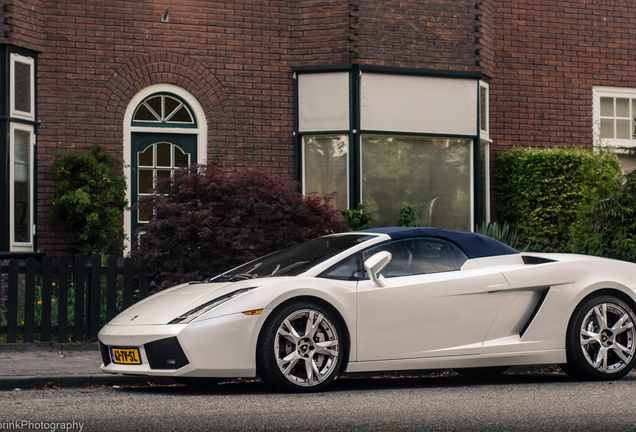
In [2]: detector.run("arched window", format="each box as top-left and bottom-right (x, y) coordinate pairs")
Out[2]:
(132, 93), (196, 126)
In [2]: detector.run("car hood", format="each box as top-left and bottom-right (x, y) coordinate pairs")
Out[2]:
(107, 280), (254, 326)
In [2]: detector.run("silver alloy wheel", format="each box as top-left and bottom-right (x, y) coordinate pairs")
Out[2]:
(579, 302), (636, 374)
(274, 308), (340, 387)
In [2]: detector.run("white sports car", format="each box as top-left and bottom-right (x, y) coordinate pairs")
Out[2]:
(98, 227), (636, 392)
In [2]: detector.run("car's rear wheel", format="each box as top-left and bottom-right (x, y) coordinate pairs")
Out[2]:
(563, 295), (636, 380)
(257, 301), (344, 392)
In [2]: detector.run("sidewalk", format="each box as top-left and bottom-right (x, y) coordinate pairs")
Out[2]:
(0, 343), (174, 390)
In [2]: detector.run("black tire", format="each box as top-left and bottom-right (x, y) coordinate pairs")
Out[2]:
(257, 301), (344, 392)
(563, 295), (636, 381)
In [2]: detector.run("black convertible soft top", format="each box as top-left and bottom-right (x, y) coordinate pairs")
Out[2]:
(360, 227), (519, 259)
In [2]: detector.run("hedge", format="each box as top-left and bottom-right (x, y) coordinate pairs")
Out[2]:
(571, 167), (636, 262)
(496, 147), (623, 253)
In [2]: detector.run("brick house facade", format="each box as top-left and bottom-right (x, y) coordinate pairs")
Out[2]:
(2, 0), (635, 257)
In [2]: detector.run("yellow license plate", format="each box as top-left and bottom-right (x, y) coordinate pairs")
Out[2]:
(110, 348), (142, 365)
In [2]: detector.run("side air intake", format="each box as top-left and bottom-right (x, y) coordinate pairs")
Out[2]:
(522, 256), (556, 265)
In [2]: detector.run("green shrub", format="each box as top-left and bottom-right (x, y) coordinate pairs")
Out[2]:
(341, 203), (372, 231)
(570, 168), (636, 262)
(475, 221), (529, 252)
(50, 144), (128, 256)
(496, 147), (622, 253)
(396, 206), (420, 227)
(132, 162), (348, 288)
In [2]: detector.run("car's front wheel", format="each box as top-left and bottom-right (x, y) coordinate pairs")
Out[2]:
(257, 301), (344, 392)
(563, 295), (636, 380)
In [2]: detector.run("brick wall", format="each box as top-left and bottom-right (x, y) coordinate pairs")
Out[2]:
(292, 0), (351, 66)
(353, 0), (480, 70)
(1, 0), (45, 51)
(490, 0), (636, 151)
(477, 0), (496, 78)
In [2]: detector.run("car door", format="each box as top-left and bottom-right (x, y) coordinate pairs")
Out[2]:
(356, 237), (509, 361)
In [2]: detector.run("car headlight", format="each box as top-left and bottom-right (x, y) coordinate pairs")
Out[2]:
(168, 288), (256, 324)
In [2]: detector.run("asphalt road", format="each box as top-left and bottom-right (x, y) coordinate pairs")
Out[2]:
(2, 371), (636, 432)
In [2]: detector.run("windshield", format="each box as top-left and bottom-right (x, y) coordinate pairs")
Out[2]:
(207, 234), (375, 281)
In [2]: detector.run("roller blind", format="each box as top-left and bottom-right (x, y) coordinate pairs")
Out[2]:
(298, 72), (350, 132)
(360, 73), (478, 136)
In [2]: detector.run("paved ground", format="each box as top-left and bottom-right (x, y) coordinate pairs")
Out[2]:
(3, 372), (636, 431)
(0, 343), (173, 389)
(0, 342), (560, 390)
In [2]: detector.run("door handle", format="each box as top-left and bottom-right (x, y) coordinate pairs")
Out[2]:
(483, 283), (508, 293)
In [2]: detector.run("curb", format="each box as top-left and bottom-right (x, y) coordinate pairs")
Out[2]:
(0, 343), (99, 353)
(0, 375), (175, 390)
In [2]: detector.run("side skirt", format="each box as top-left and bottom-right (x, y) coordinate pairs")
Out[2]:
(344, 349), (566, 373)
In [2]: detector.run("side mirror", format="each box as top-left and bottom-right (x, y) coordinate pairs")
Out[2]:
(364, 251), (392, 287)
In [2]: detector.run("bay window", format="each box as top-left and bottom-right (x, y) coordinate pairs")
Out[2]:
(295, 65), (486, 231)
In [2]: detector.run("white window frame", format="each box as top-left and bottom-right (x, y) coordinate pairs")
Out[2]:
(479, 81), (490, 141)
(10, 53), (35, 121)
(481, 139), (491, 223)
(9, 123), (35, 252)
(593, 86), (636, 148)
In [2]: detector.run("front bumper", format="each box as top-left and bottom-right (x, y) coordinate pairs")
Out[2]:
(98, 310), (271, 378)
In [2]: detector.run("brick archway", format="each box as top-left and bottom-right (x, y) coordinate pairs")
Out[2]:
(96, 51), (234, 138)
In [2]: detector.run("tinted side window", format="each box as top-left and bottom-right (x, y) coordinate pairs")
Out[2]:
(319, 255), (361, 280)
(362, 238), (468, 278)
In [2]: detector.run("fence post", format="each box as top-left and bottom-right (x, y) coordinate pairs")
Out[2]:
(106, 256), (118, 322)
(88, 254), (102, 341)
(41, 256), (53, 343)
(23, 258), (36, 343)
(123, 258), (133, 310)
(57, 255), (69, 343)
(7, 260), (18, 343)
(73, 254), (86, 342)
(139, 259), (148, 300)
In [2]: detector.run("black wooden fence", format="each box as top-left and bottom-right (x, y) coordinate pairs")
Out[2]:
(0, 254), (148, 343)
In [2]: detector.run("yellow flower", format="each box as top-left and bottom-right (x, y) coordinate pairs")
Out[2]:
(38, 301), (42, 305)
(21, 321), (24, 325)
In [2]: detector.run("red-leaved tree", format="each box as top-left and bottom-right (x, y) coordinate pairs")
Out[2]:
(132, 162), (348, 288)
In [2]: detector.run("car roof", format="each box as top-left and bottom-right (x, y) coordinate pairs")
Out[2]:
(358, 227), (519, 259)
